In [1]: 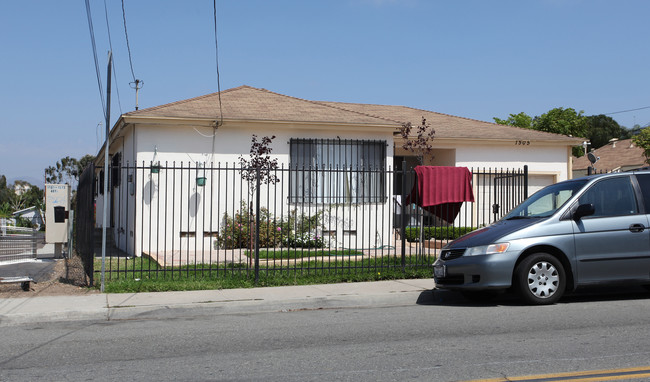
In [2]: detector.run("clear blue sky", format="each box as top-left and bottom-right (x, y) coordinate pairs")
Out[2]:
(2, 0), (649, 186)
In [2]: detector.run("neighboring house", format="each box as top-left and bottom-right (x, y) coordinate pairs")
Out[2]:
(12, 206), (43, 229)
(572, 138), (646, 178)
(93, 85), (583, 258)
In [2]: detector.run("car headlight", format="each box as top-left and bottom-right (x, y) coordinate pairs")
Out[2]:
(464, 243), (510, 256)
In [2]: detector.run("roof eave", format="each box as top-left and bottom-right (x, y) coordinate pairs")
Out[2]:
(395, 136), (585, 146)
(122, 115), (399, 131)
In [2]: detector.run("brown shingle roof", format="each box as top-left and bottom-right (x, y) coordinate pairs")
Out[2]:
(573, 139), (646, 171)
(126, 85), (583, 144)
(126, 85), (400, 126)
(318, 101), (583, 143)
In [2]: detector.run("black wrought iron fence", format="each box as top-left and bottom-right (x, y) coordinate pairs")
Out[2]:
(76, 162), (95, 284)
(75, 162), (528, 284)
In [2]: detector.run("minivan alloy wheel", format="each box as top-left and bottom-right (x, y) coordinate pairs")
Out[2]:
(514, 253), (566, 305)
(526, 261), (559, 298)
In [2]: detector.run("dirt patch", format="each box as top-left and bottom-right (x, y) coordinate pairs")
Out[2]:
(0, 254), (99, 298)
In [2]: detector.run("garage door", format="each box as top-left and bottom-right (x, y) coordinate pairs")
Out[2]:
(528, 174), (557, 196)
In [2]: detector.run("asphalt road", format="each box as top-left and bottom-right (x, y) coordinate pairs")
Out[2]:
(1, 287), (650, 381)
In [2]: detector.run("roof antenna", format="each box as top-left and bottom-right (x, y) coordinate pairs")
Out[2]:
(130, 79), (143, 110)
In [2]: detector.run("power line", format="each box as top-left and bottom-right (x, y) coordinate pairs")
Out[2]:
(122, 0), (143, 110)
(122, 0), (136, 82)
(605, 105), (650, 115)
(85, 0), (106, 120)
(214, 0), (223, 127)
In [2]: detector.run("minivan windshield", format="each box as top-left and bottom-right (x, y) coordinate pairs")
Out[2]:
(503, 179), (589, 219)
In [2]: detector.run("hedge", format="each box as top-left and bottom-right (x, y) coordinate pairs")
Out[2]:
(404, 226), (476, 242)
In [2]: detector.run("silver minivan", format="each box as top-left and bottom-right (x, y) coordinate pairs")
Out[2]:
(433, 170), (650, 305)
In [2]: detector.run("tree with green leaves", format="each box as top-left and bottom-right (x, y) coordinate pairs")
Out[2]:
(627, 124), (644, 137)
(532, 107), (588, 138)
(45, 155), (95, 187)
(0, 175), (12, 206)
(0, 176), (13, 218)
(633, 127), (650, 165)
(493, 112), (533, 129)
(495, 108), (587, 137)
(495, 107), (588, 157)
(585, 114), (631, 150)
(17, 185), (44, 211)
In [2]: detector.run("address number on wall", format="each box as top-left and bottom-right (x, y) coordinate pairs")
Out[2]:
(515, 140), (531, 145)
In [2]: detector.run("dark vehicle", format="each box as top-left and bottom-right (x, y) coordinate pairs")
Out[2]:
(433, 170), (650, 304)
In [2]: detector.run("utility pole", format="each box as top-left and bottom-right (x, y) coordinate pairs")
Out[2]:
(101, 51), (112, 293)
(130, 79), (143, 110)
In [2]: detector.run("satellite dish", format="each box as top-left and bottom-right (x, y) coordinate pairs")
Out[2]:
(587, 152), (599, 165)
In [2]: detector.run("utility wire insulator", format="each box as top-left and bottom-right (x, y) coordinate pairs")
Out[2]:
(129, 79), (143, 110)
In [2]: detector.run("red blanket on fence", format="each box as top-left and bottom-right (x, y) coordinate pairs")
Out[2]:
(406, 166), (474, 223)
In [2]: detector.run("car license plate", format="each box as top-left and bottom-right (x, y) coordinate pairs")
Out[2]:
(434, 264), (446, 278)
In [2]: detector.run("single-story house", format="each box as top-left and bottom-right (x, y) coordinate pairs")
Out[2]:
(12, 206), (43, 229)
(93, 85), (583, 258)
(573, 138), (646, 177)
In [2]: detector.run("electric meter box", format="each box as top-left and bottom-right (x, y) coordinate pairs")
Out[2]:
(45, 184), (70, 243)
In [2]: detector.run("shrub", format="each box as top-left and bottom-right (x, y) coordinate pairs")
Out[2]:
(217, 202), (286, 249)
(282, 209), (324, 248)
(15, 216), (34, 228)
(282, 232), (325, 249)
(217, 206), (325, 249)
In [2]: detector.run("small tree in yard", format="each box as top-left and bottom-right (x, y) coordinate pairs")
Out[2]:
(633, 127), (650, 165)
(397, 117), (436, 164)
(238, 135), (280, 267)
(239, 135), (279, 188)
(396, 117), (436, 247)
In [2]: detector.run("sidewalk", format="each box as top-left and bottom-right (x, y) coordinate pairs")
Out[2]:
(0, 279), (435, 327)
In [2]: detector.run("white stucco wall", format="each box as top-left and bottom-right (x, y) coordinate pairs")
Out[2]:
(127, 122), (396, 257)
(454, 143), (568, 180)
(446, 141), (569, 228)
(96, 120), (575, 258)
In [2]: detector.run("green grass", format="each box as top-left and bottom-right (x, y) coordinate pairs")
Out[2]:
(94, 255), (434, 293)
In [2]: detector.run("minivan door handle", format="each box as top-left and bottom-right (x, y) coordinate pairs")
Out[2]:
(629, 224), (645, 233)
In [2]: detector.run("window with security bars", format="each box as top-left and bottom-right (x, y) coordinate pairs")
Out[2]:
(289, 138), (387, 204)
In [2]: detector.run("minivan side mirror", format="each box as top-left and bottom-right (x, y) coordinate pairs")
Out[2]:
(574, 203), (595, 221)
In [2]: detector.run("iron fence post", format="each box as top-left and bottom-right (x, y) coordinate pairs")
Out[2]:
(523, 165), (528, 200)
(67, 210), (74, 259)
(31, 228), (37, 260)
(254, 167), (261, 284)
(400, 160), (407, 271)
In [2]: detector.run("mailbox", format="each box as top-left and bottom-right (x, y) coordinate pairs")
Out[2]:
(54, 206), (66, 223)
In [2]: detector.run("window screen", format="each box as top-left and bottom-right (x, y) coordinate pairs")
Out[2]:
(289, 139), (386, 204)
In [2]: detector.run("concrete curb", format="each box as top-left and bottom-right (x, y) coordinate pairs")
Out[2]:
(0, 279), (435, 326)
